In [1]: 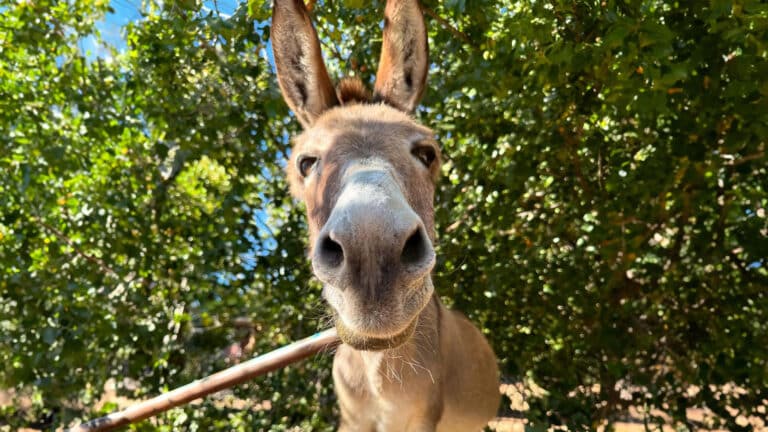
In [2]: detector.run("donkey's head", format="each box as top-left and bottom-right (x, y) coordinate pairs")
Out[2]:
(272, 0), (440, 350)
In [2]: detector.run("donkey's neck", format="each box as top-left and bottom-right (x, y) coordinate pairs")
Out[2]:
(355, 292), (441, 390)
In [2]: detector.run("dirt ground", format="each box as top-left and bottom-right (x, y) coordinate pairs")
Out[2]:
(491, 383), (766, 432)
(3, 382), (766, 431)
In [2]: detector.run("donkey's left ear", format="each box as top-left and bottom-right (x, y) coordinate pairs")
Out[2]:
(272, 0), (339, 128)
(373, 0), (429, 113)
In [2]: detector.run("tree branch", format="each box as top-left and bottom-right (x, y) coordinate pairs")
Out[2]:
(319, 37), (347, 68)
(31, 215), (122, 280)
(422, 6), (473, 47)
(726, 150), (765, 166)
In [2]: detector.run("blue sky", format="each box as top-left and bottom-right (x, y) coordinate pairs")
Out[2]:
(95, 0), (141, 51)
(92, 0), (241, 53)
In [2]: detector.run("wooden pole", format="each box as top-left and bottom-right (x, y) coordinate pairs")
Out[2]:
(66, 328), (340, 432)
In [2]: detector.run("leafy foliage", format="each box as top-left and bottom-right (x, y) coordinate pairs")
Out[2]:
(1, 0), (766, 430)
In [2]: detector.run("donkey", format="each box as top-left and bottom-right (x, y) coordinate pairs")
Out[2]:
(271, 0), (500, 430)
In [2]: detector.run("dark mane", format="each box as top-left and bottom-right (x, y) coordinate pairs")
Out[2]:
(336, 77), (371, 105)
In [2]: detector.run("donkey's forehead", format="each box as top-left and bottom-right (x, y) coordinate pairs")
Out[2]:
(294, 104), (433, 153)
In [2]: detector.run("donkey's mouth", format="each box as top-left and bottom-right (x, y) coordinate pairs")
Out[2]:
(324, 278), (434, 350)
(333, 313), (418, 351)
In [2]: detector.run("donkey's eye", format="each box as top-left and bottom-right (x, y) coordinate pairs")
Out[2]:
(411, 146), (436, 168)
(298, 156), (318, 177)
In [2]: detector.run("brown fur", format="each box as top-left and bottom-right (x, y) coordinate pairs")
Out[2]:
(287, 105), (439, 244)
(271, 0), (338, 127)
(374, 0), (429, 112)
(272, 1), (499, 430)
(337, 77), (372, 105)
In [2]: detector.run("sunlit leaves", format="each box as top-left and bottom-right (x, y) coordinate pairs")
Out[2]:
(1, 0), (327, 429)
(2, 0), (767, 430)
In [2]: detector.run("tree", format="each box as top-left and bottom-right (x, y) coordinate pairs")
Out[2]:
(1, 0), (766, 430)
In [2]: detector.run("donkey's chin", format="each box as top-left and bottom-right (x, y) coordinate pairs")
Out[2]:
(328, 278), (434, 351)
(334, 314), (419, 351)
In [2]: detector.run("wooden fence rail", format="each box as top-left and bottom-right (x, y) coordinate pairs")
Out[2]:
(66, 329), (340, 432)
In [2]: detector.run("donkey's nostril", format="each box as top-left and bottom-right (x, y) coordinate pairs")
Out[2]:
(318, 235), (344, 268)
(401, 228), (429, 266)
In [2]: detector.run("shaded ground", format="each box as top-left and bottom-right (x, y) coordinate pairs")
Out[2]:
(2, 382), (766, 431)
(492, 383), (766, 432)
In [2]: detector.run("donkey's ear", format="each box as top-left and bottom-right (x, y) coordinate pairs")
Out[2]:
(373, 0), (428, 113)
(272, 0), (338, 128)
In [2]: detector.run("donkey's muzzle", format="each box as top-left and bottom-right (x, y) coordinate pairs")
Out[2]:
(315, 225), (433, 280)
(311, 165), (435, 336)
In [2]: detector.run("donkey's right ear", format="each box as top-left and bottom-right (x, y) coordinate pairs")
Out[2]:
(272, 0), (338, 128)
(373, 0), (428, 113)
